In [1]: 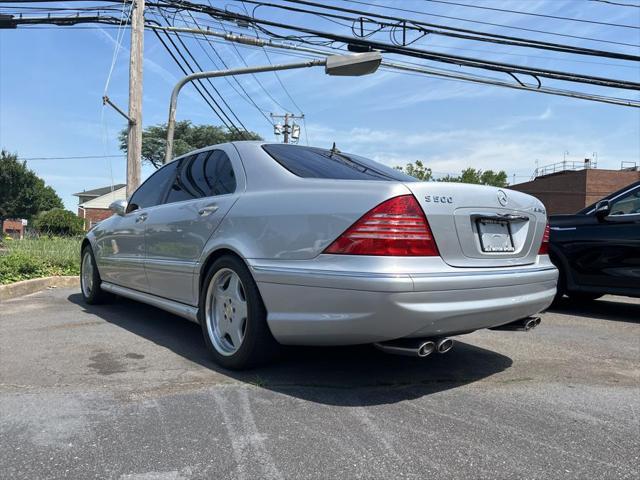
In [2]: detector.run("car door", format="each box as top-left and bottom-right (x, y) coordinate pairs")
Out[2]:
(94, 162), (177, 291)
(144, 148), (242, 305)
(564, 185), (640, 290)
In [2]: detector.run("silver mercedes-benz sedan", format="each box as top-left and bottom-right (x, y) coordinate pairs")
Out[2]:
(80, 141), (557, 369)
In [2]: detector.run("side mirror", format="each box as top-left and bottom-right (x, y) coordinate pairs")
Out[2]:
(594, 200), (610, 221)
(109, 199), (127, 216)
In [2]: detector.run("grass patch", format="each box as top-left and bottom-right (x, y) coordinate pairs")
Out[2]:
(0, 236), (81, 285)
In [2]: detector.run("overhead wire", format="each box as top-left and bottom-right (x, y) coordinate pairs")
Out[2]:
(239, 0), (305, 115)
(251, 0), (640, 60)
(156, 11), (252, 135)
(333, 0), (640, 48)
(180, 10), (275, 125)
(202, 0), (292, 113)
(422, 0), (640, 29)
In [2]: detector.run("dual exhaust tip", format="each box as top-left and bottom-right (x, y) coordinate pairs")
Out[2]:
(374, 337), (453, 358)
(375, 316), (542, 358)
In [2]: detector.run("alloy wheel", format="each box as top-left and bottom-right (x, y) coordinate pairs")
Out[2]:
(205, 268), (248, 356)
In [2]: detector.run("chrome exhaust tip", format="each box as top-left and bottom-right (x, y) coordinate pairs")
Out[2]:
(436, 338), (454, 354)
(490, 316), (542, 332)
(418, 341), (436, 357)
(374, 339), (436, 358)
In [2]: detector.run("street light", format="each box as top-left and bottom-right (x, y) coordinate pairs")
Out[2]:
(164, 52), (382, 164)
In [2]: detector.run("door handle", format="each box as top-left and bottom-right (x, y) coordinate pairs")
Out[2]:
(135, 213), (148, 223)
(198, 204), (219, 216)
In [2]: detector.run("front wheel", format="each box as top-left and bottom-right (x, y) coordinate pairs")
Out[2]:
(199, 255), (279, 370)
(80, 246), (110, 304)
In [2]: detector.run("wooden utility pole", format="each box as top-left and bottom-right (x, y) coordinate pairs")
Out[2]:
(270, 113), (304, 144)
(126, 0), (144, 198)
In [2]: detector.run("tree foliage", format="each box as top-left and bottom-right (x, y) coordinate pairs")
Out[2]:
(33, 208), (85, 236)
(119, 121), (263, 168)
(438, 168), (508, 187)
(0, 150), (63, 223)
(395, 160), (433, 181)
(397, 161), (508, 187)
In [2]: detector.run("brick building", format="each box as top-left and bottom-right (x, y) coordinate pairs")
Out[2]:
(1, 218), (27, 239)
(73, 184), (126, 230)
(511, 168), (640, 215)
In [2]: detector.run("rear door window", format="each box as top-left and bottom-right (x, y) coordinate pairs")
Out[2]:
(262, 144), (415, 181)
(165, 150), (237, 204)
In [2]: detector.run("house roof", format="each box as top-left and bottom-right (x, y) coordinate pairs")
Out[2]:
(79, 186), (127, 209)
(73, 184), (126, 198)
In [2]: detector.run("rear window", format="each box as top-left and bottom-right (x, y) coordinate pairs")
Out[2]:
(262, 144), (416, 181)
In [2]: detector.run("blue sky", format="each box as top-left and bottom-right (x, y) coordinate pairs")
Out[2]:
(1, 0), (639, 210)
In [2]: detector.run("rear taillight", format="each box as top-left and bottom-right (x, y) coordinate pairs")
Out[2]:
(538, 222), (550, 255)
(324, 195), (439, 256)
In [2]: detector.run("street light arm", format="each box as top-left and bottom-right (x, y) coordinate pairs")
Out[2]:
(164, 59), (326, 164)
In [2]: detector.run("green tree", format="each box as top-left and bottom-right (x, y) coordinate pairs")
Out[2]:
(0, 150), (63, 231)
(119, 121), (263, 168)
(33, 208), (84, 236)
(439, 168), (508, 187)
(395, 160), (433, 181)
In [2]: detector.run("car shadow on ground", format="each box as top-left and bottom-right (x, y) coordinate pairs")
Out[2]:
(549, 297), (639, 324)
(68, 293), (512, 406)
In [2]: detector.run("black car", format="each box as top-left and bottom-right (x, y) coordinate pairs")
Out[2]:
(549, 180), (640, 303)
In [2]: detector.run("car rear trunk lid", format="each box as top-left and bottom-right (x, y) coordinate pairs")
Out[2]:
(402, 182), (547, 267)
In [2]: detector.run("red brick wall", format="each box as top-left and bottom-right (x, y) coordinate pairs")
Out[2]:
(584, 170), (640, 207)
(78, 208), (113, 230)
(2, 219), (25, 239)
(511, 169), (640, 215)
(510, 170), (588, 214)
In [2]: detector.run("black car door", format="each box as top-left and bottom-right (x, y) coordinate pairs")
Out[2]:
(562, 186), (640, 290)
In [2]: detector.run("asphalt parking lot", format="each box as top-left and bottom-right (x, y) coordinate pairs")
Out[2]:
(1, 287), (638, 479)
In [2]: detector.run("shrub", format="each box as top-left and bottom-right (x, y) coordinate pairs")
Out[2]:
(0, 237), (81, 284)
(34, 208), (84, 236)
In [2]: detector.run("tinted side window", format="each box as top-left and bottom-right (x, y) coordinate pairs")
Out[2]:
(126, 162), (178, 213)
(205, 150), (237, 195)
(165, 150), (236, 204)
(610, 187), (640, 215)
(262, 144), (415, 181)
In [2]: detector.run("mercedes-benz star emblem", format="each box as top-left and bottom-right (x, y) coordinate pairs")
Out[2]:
(497, 190), (508, 206)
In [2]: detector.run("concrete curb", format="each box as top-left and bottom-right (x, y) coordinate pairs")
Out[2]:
(0, 276), (79, 302)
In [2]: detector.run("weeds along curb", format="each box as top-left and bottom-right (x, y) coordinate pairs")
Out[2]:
(0, 276), (79, 302)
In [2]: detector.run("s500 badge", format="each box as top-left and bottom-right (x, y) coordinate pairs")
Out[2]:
(425, 195), (453, 204)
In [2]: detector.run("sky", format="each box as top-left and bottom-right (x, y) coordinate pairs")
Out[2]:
(1, 0), (639, 210)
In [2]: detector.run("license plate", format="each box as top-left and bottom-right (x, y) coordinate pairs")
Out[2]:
(477, 219), (515, 253)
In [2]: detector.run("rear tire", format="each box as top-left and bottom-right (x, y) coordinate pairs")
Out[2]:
(80, 246), (110, 304)
(199, 255), (279, 370)
(566, 292), (603, 303)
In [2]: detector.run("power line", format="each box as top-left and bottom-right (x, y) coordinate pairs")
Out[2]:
(22, 154), (124, 160)
(239, 0), (305, 115)
(263, 0), (640, 60)
(156, 13), (251, 134)
(151, 26), (240, 134)
(589, 0), (640, 6)
(166, 1), (639, 90)
(203, 1), (292, 112)
(146, 24), (639, 107)
(334, 0), (640, 48)
(180, 10), (275, 125)
(423, 0), (640, 29)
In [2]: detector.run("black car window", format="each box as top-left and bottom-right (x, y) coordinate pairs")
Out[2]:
(165, 150), (236, 204)
(262, 144), (416, 182)
(126, 161), (178, 213)
(610, 187), (640, 215)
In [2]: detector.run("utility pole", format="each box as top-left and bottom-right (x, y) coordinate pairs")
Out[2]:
(126, 0), (144, 198)
(270, 113), (304, 144)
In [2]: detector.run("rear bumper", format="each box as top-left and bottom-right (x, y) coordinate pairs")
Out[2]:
(249, 256), (558, 345)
